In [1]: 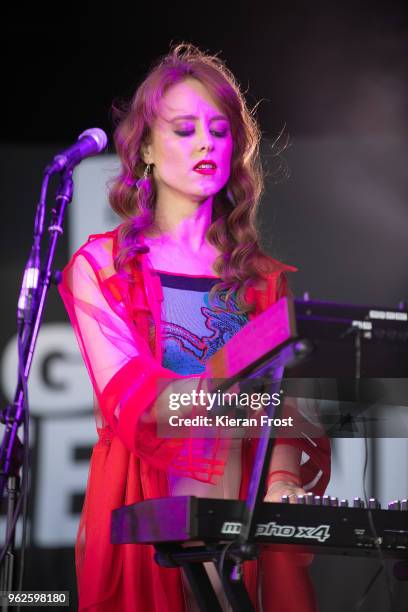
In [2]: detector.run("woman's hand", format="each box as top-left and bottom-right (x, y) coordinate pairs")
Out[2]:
(264, 479), (306, 503)
(263, 479), (316, 567)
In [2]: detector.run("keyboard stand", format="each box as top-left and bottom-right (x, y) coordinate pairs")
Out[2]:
(155, 543), (256, 611)
(153, 337), (312, 611)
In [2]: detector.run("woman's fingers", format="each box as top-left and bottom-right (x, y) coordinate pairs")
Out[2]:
(264, 480), (306, 503)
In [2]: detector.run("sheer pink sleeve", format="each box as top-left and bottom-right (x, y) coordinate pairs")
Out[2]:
(58, 241), (188, 470)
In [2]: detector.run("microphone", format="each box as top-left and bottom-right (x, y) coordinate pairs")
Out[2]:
(46, 128), (108, 174)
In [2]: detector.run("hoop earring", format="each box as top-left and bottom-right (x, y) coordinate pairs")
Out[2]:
(136, 163), (152, 189)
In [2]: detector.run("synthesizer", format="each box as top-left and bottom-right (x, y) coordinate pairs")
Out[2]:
(111, 495), (408, 559)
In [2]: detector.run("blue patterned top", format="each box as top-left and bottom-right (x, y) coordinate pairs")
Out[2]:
(158, 271), (248, 375)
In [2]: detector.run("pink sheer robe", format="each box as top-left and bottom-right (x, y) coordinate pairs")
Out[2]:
(59, 228), (331, 611)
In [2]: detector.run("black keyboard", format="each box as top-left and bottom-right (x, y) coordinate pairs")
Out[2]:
(111, 495), (408, 559)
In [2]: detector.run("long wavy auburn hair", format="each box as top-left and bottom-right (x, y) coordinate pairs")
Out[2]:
(109, 43), (278, 312)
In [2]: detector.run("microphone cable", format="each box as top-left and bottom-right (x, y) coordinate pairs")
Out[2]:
(352, 417), (395, 611)
(0, 169), (49, 598)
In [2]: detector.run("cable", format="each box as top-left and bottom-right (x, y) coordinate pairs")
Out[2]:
(0, 490), (24, 566)
(0, 170), (49, 584)
(351, 327), (395, 612)
(217, 540), (235, 580)
(352, 565), (384, 612)
(0, 323), (31, 612)
(359, 417), (395, 611)
(16, 324), (31, 594)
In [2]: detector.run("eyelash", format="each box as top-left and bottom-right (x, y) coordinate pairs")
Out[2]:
(174, 129), (228, 138)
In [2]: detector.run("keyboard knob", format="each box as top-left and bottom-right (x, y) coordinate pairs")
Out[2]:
(322, 495), (331, 506)
(281, 495), (290, 504)
(401, 499), (408, 511)
(340, 499), (349, 508)
(330, 497), (339, 507)
(305, 493), (314, 505)
(297, 495), (306, 504)
(313, 495), (322, 506)
(368, 498), (381, 509)
(388, 500), (401, 511)
(353, 497), (365, 508)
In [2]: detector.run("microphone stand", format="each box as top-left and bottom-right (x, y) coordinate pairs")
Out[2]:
(0, 167), (73, 604)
